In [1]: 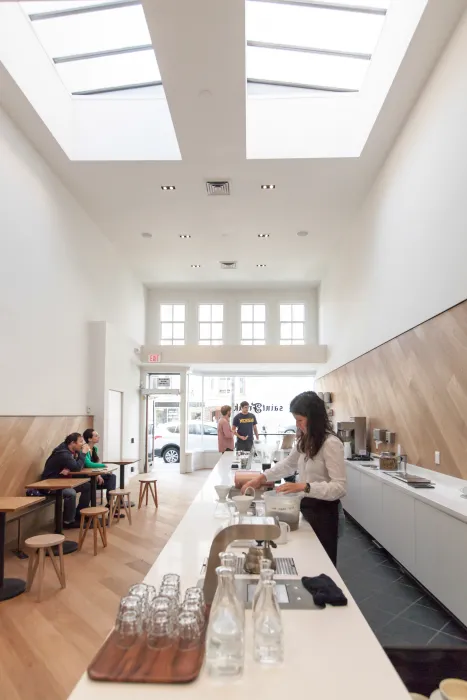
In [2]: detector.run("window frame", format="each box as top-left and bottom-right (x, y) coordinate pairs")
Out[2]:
(241, 303), (266, 345)
(198, 304), (224, 346)
(245, 0), (389, 93)
(160, 303), (186, 346)
(279, 303), (306, 345)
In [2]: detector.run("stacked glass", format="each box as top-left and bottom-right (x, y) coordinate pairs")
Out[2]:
(114, 577), (206, 652)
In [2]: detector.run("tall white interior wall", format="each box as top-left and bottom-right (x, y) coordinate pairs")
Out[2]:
(0, 106), (145, 421)
(146, 286), (319, 345)
(318, 10), (467, 376)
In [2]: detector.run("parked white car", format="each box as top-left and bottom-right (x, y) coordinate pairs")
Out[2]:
(153, 421), (219, 463)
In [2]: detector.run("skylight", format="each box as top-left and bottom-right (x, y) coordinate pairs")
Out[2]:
(246, 0), (390, 93)
(20, 0), (161, 95)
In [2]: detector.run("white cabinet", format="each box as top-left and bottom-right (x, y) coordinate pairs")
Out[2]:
(415, 500), (467, 626)
(380, 484), (415, 572)
(342, 465), (361, 521)
(359, 473), (383, 544)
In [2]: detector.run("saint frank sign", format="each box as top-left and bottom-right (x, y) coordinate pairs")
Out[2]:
(234, 403), (284, 414)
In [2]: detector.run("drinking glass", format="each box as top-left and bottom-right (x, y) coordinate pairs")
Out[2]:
(184, 587), (205, 609)
(182, 600), (205, 629)
(178, 611), (202, 651)
(119, 595), (143, 618)
(147, 611), (176, 650)
(150, 595), (179, 624)
(115, 610), (142, 648)
(162, 573), (180, 590)
(160, 584), (180, 605)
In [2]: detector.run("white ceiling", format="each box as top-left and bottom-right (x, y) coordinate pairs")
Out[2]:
(0, 0), (464, 287)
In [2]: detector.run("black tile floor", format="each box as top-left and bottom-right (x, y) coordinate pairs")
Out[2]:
(337, 516), (467, 647)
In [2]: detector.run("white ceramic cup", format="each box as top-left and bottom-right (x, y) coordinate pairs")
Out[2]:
(409, 694), (429, 700)
(275, 521), (290, 545)
(440, 678), (467, 700)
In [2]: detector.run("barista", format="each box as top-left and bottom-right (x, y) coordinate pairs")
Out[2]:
(241, 391), (346, 565)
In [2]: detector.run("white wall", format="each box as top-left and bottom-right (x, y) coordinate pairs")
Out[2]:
(146, 286), (319, 346)
(0, 105), (146, 415)
(318, 9), (467, 376)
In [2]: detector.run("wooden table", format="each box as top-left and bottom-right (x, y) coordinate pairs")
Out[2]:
(103, 460), (140, 490)
(71, 469), (115, 507)
(0, 497), (45, 600)
(25, 479), (89, 555)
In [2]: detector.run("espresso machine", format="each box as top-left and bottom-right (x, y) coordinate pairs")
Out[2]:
(336, 417), (368, 459)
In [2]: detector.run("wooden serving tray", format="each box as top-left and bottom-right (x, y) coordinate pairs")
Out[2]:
(88, 627), (207, 684)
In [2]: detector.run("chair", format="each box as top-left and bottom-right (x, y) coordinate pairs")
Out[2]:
(108, 489), (132, 526)
(138, 475), (158, 509)
(78, 506), (108, 555)
(25, 534), (66, 601)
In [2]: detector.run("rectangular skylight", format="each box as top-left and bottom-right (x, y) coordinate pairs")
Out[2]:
(246, 0), (390, 93)
(20, 0), (161, 95)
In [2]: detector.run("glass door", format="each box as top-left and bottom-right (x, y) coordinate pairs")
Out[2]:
(146, 374), (181, 467)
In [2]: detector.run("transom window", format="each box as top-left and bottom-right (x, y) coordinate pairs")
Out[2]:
(199, 305), (223, 346)
(20, 0), (161, 95)
(241, 304), (266, 345)
(246, 0), (390, 94)
(160, 304), (185, 345)
(280, 304), (305, 345)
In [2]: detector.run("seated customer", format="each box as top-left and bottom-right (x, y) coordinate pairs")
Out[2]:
(82, 429), (118, 510)
(41, 433), (91, 529)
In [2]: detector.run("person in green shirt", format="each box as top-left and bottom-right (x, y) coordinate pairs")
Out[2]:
(82, 428), (117, 509)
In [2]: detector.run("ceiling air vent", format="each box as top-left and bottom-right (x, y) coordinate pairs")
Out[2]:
(206, 181), (230, 196)
(220, 261), (237, 270)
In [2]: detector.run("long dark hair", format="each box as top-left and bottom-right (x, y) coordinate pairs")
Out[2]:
(83, 428), (99, 463)
(290, 391), (334, 459)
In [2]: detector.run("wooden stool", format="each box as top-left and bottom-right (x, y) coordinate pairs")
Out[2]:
(138, 475), (158, 509)
(25, 534), (66, 601)
(78, 506), (108, 555)
(108, 490), (132, 526)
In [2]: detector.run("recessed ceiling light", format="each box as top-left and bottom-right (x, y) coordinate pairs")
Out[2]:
(261, 184), (275, 190)
(161, 185), (176, 191)
(179, 234), (191, 239)
(297, 230), (309, 237)
(191, 264), (201, 268)
(256, 264), (267, 268)
(141, 232), (152, 238)
(257, 233), (270, 238)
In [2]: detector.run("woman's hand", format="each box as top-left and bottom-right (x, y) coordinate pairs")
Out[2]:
(241, 474), (266, 493)
(276, 482), (307, 494)
(82, 444), (91, 454)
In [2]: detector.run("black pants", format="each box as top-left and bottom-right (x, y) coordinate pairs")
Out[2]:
(63, 482), (91, 523)
(300, 497), (340, 566)
(236, 439), (253, 452)
(99, 473), (117, 503)
(223, 448), (233, 453)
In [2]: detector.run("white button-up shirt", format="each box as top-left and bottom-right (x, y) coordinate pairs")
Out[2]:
(265, 434), (346, 501)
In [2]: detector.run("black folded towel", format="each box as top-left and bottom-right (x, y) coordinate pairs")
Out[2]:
(301, 574), (348, 608)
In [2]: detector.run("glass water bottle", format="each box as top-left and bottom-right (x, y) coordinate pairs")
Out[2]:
(206, 566), (244, 678)
(252, 567), (275, 616)
(253, 580), (284, 665)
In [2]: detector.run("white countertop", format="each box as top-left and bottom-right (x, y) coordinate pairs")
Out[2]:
(69, 454), (410, 700)
(346, 458), (467, 523)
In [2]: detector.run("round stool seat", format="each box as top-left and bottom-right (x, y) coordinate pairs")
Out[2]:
(80, 506), (108, 516)
(25, 533), (65, 548)
(109, 489), (131, 496)
(138, 475), (158, 483)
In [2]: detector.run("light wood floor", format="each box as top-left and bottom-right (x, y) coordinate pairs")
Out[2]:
(0, 466), (209, 700)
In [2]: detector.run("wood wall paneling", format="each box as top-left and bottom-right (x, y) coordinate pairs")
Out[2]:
(316, 301), (467, 479)
(0, 416), (93, 542)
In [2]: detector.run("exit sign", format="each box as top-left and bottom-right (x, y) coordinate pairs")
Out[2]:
(148, 353), (161, 363)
